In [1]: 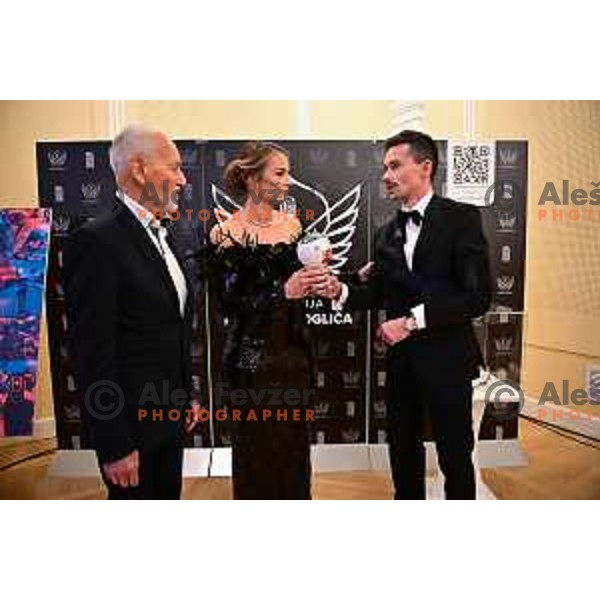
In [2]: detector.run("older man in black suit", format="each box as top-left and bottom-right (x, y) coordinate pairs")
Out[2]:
(64, 125), (200, 499)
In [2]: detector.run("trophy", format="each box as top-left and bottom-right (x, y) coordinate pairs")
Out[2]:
(296, 232), (332, 266)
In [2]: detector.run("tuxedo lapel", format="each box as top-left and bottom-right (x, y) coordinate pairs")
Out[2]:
(412, 195), (442, 273)
(381, 218), (410, 273)
(114, 198), (182, 317)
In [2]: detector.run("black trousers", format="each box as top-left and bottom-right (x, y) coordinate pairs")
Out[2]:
(100, 441), (184, 500)
(384, 361), (476, 500)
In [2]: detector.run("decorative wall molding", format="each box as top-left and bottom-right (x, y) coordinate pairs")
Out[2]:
(390, 100), (425, 134)
(463, 99), (476, 139)
(107, 100), (126, 137)
(296, 100), (312, 138)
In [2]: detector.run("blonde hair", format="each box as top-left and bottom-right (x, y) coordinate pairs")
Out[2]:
(223, 141), (289, 199)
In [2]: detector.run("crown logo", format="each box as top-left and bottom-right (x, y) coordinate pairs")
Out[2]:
(497, 276), (515, 293)
(47, 149), (68, 168)
(495, 337), (514, 353)
(498, 212), (516, 229)
(499, 148), (518, 166)
(341, 429), (361, 443)
(342, 371), (361, 387)
(81, 183), (101, 200)
(314, 402), (331, 417)
(309, 148), (329, 165)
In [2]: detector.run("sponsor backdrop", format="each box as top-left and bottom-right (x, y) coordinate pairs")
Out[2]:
(37, 139), (527, 448)
(0, 208), (52, 436)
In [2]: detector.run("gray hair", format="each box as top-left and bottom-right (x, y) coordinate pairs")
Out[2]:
(109, 124), (159, 178)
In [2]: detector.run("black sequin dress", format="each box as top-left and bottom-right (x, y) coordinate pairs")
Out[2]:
(208, 237), (314, 499)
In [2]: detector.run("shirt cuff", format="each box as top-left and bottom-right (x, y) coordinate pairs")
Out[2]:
(331, 283), (349, 311)
(411, 304), (426, 329)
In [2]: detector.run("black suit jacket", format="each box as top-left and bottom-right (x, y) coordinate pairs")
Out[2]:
(63, 198), (194, 464)
(347, 195), (492, 383)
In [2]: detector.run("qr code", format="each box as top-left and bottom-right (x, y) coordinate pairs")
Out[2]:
(451, 145), (492, 186)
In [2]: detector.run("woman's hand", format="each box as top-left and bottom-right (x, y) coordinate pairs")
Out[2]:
(284, 266), (329, 299)
(314, 272), (343, 300)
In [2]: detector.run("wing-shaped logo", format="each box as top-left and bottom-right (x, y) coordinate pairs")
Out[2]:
(210, 183), (241, 224)
(210, 176), (362, 274)
(52, 214), (71, 234)
(295, 177), (361, 274)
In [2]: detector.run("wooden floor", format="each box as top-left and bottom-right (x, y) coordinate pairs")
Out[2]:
(2, 419), (600, 499)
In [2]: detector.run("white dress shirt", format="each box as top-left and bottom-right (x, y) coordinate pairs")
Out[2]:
(333, 190), (433, 330)
(396, 190), (433, 328)
(119, 192), (188, 318)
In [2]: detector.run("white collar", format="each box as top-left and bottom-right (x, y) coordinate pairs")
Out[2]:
(401, 190), (434, 216)
(118, 190), (157, 231)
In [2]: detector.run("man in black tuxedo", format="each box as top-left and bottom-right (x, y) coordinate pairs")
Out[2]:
(329, 130), (491, 499)
(64, 125), (200, 500)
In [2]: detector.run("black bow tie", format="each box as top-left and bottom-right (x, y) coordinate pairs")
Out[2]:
(397, 210), (423, 228)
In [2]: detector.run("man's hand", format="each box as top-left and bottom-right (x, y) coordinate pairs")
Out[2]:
(377, 318), (412, 346)
(357, 261), (375, 283)
(284, 266), (329, 299)
(102, 450), (139, 488)
(186, 402), (203, 433)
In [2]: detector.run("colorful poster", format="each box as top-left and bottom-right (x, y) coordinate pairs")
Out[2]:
(0, 208), (52, 436)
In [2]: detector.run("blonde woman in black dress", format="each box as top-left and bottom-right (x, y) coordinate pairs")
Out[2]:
(209, 142), (338, 499)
